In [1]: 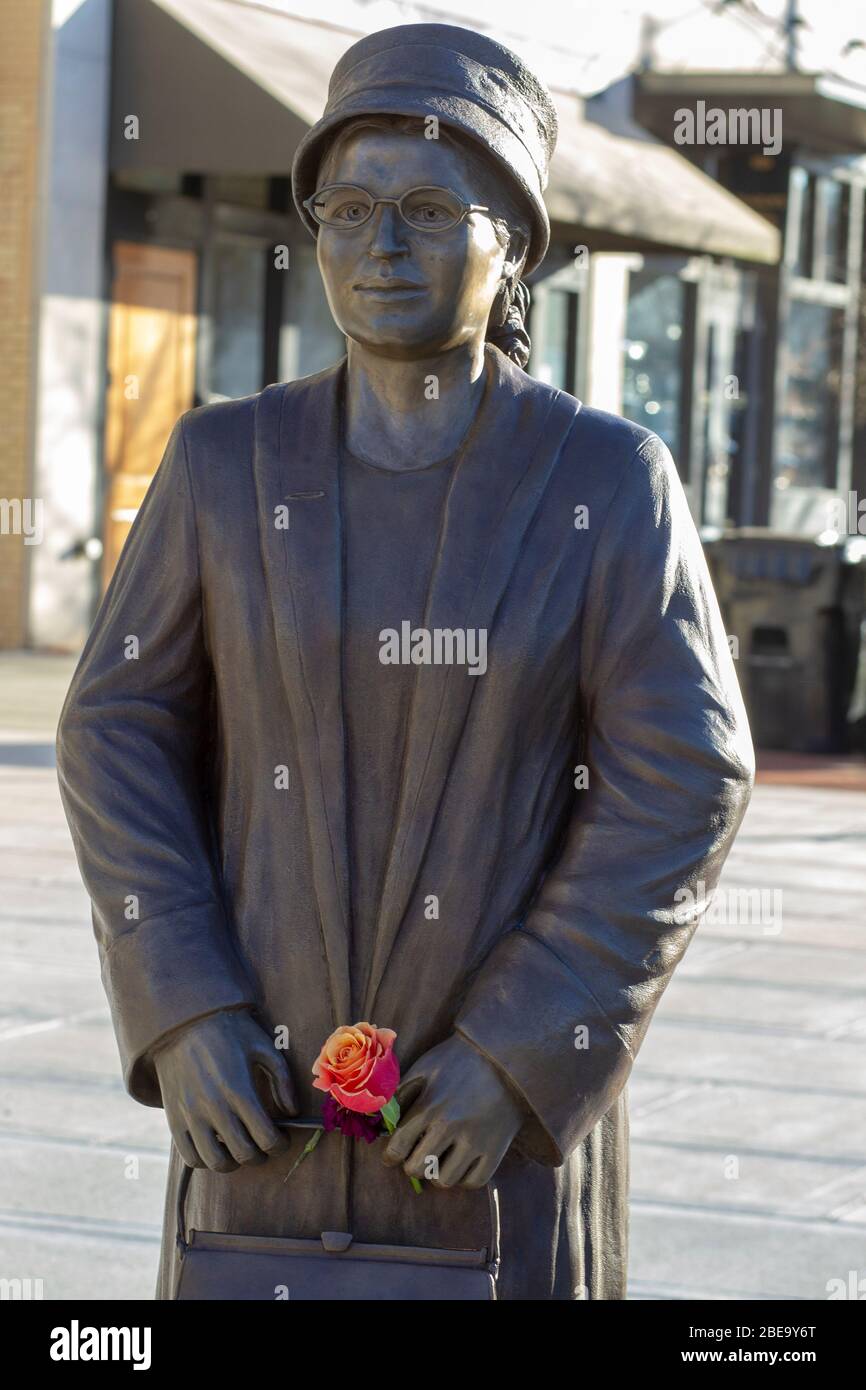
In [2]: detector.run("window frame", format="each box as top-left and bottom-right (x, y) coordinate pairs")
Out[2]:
(773, 157), (865, 522)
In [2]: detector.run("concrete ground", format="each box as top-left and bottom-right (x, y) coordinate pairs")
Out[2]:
(1, 650), (864, 1300)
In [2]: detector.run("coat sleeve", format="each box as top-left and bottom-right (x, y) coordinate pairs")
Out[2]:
(454, 432), (754, 1165)
(56, 415), (256, 1107)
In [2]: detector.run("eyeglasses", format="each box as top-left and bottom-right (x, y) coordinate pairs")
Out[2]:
(304, 184), (490, 233)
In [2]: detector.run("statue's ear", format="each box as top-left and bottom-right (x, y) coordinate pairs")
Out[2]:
(501, 228), (528, 281)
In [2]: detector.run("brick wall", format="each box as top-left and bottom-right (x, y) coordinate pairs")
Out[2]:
(0, 1), (50, 647)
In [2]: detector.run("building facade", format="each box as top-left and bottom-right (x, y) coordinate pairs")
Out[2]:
(20, 0), (862, 654)
(0, 0), (52, 648)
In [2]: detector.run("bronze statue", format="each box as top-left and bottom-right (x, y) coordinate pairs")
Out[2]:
(57, 23), (753, 1299)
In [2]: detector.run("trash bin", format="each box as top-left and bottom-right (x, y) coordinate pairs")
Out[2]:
(702, 530), (866, 754)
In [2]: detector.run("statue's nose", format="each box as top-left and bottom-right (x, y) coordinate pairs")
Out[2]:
(366, 202), (408, 259)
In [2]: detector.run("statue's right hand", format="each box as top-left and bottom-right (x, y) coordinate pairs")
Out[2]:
(152, 1009), (298, 1172)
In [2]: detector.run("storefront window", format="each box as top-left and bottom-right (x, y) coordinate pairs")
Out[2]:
(532, 287), (577, 390)
(208, 238), (265, 401)
(790, 167), (815, 278)
(622, 267), (685, 459)
(112, 170), (184, 196)
(790, 169), (851, 284)
(819, 178), (850, 285)
(774, 299), (844, 490)
(209, 175), (271, 210)
(279, 242), (345, 382)
(700, 319), (754, 529)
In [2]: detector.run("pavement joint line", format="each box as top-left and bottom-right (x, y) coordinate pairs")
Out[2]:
(631, 1137), (866, 1167)
(738, 822), (866, 837)
(827, 1195), (866, 1220)
(799, 1163), (866, 1204)
(629, 1195), (866, 1229)
(683, 940), (753, 963)
(0, 968), (98, 981)
(690, 932), (866, 956)
(827, 1017), (866, 1038)
(0, 878), (88, 891)
(0, 1006), (110, 1043)
(674, 974), (866, 998)
(0, 1129), (169, 1158)
(655, 1014), (866, 1041)
(627, 1279), (801, 1301)
(0, 1210), (161, 1245)
(0, 957), (99, 972)
(0, 1123), (167, 1156)
(0, 1070), (128, 1092)
(630, 1083), (706, 1119)
(0, 911), (99, 922)
(634, 1069), (866, 1101)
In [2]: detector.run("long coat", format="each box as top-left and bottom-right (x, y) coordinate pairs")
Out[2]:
(56, 344), (753, 1300)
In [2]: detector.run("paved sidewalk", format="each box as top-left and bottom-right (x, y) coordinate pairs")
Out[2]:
(0, 653), (168, 1299)
(0, 652), (864, 1299)
(628, 783), (866, 1299)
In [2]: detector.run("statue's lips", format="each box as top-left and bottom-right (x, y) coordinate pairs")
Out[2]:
(353, 280), (427, 300)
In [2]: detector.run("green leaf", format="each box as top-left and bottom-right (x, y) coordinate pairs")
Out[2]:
(303, 1129), (324, 1156)
(282, 1126), (323, 1182)
(380, 1097), (400, 1131)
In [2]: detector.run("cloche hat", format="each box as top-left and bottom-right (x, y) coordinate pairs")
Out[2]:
(291, 23), (558, 273)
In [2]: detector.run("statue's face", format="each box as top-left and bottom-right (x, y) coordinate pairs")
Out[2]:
(315, 128), (517, 359)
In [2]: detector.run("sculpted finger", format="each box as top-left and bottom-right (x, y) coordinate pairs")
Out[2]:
(234, 1087), (290, 1157)
(463, 1130), (514, 1188)
(215, 1109), (265, 1166)
(459, 1154), (492, 1190)
(404, 1126), (447, 1182)
(382, 1107), (429, 1166)
(252, 1048), (298, 1118)
(173, 1127), (203, 1169)
(190, 1121), (239, 1174)
(434, 1142), (476, 1189)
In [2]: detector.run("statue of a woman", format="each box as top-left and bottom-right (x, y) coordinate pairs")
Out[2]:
(57, 23), (753, 1300)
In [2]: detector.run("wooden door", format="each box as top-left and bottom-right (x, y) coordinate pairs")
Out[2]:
(102, 242), (197, 585)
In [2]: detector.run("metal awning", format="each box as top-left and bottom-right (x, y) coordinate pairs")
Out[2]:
(637, 71), (866, 158)
(548, 91), (779, 263)
(111, 0), (779, 263)
(110, 0), (352, 174)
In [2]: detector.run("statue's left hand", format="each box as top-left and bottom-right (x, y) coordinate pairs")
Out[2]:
(381, 1033), (526, 1188)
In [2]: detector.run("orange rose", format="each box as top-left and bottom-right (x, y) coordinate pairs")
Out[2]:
(312, 1021), (400, 1115)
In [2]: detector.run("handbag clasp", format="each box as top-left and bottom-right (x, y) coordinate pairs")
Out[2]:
(321, 1231), (354, 1253)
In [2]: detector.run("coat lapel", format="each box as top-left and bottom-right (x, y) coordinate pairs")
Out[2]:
(361, 347), (581, 1017)
(253, 364), (352, 1027)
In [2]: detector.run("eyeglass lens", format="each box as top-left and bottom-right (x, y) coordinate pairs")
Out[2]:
(313, 186), (465, 230)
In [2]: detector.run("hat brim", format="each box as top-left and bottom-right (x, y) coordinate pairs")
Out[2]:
(291, 90), (550, 274)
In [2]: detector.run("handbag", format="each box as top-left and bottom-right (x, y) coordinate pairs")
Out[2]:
(174, 1119), (500, 1300)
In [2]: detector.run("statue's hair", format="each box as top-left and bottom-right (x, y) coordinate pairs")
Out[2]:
(316, 115), (533, 368)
